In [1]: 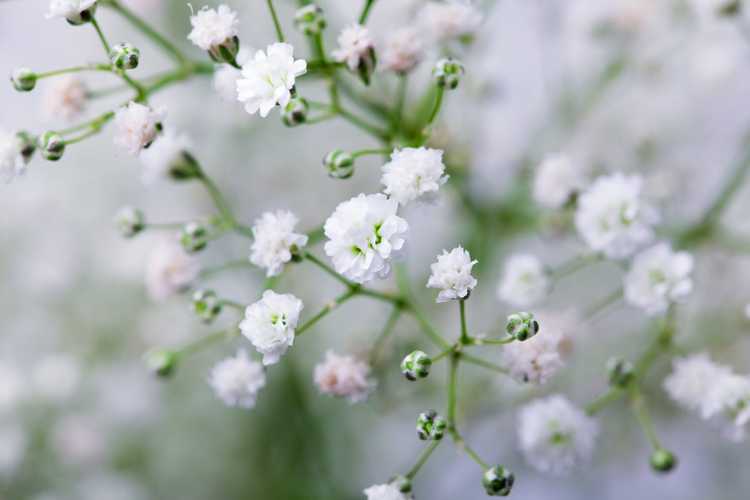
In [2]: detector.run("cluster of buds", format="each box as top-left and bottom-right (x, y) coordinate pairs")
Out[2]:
(401, 350), (432, 381)
(281, 97), (309, 127)
(606, 357), (634, 387)
(180, 221), (209, 253)
(38, 132), (65, 161)
(114, 206), (145, 238)
(10, 68), (36, 92)
(110, 42), (140, 70)
(433, 58), (465, 90)
(482, 466), (514, 496)
(505, 312), (539, 341)
(192, 289), (223, 323)
(323, 149), (355, 179)
(416, 410), (447, 441)
(294, 4), (326, 36)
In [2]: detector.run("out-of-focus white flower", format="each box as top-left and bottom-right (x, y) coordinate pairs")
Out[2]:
(381, 147), (448, 206)
(624, 243), (693, 315)
(324, 193), (408, 283)
(332, 23), (375, 71)
(42, 75), (87, 121)
(314, 350), (374, 403)
(419, 0), (482, 42)
(209, 349), (266, 409)
(240, 290), (303, 365)
(212, 48), (251, 101)
(426, 246), (477, 303)
(0, 362), (24, 413)
(497, 254), (549, 307)
(187, 4), (238, 51)
(518, 395), (599, 475)
(46, 0), (96, 23)
(138, 129), (191, 184)
(250, 210), (308, 277)
(237, 43), (307, 117)
(145, 237), (200, 301)
(575, 173), (658, 259)
(533, 153), (586, 209)
(51, 414), (105, 465)
(0, 423), (27, 477)
(363, 483), (410, 500)
(381, 27), (424, 74)
(0, 130), (26, 184)
(500, 317), (569, 384)
(114, 102), (165, 156)
(31, 353), (80, 403)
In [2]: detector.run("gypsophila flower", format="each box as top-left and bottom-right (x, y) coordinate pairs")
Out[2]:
(426, 246), (477, 303)
(533, 153), (586, 209)
(46, 0), (97, 24)
(187, 4), (238, 52)
(501, 312), (571, 384)
(114, 101), (165, 156)
(624, 243), (694, 315)
(497, 254), (549, 307)
(419, 0), (482, 42)
(237, 43), (307, 118)
(213, 48), (251, 101)
(324, 193), (408, 284)
(575, 173), (658, 259)
(0, 130), (27, 184)
(209, 349), (266, 409)
(381, 147), (448, 206)
(42, 75), (86, 121)
(240, 290), (303, 366)
(139, 129), (192, 184)
(518, 395), (599, 475)
(332, 23), (375, 71)
(313, 350), (375, 403)
(381, 27), (424, 74)
(144, 237), (200, 301)
(363, 483), (411, 500)
(250, 210), (309, 277)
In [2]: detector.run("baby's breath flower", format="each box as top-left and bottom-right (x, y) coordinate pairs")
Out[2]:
(624, 243), (694, 315)
(0, 129), (28, 183)
(533, 153), (586, 209)
(212, 48), (251, 101)
(114, 101), (165, 156)
(144, 237), (200, 301)
(46, 0), (97, 25)
(250, 210), (308, 277)
(419, 0), (482, 42)
(363, 483), (412, 500)
(381, 28), (424, 74)
(209, 349), (266, 409)
(187, 4), (239, 54)
(313, 350), (375, 403)
(426, 246), (477, 303)
(497, 254), (549, 307)
(381, 147), (448, 206)
(42, 75), (87, 121)
(240, 290), (303, 366)
(332, 24), (376, 83)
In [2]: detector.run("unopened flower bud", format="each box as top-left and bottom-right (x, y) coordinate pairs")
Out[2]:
(357, 47), (377, 86)
(16, 131), (36, 163)
(114, 206), (145, 238)
(482, 465), (514, 497)
(505, 312), (539, 341)
(110, 42), (140, 70)
(192, 289), (223, 323)
(63, 3), (97, 25)
(208, 36), (240, 67)
(323, 149), (355, 179)
(294, 4), (326, 35)
(11, 68), (36, 92)
(433, 58), (464, 90)
(401, 350), (432, 381)
(606, 357), (634, 387)
(650, 449), (677, 473)
(145, 349), (178, 377)
(281, 97), (309, 127)
(38, 132), (65, 161)
(389, 475), (412, 494)
(180, 221), (209, 253)
(416, 409), (447, 441)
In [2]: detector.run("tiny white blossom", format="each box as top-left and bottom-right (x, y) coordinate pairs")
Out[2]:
(144, 237), (200, 301)
(381, 147), (448, 206)
(518, 395), (599, 475)
(624, 243), (694, 315)
(314, 350), (375, 403)
(46, 0), (96, 23)
(332, 24), (375, 71)
(240, 290), (303, 366)
(250, 210), (309, 277)
(213, 49), (251, 101)
(0, 130), (26, 184)
(500, 314), (570, 384)
(31, 353), (80, 403)
(575, 173), (659, 259)
(363, 483), (410, 500)
(114, 102), (165, 156)
(381, 27), (424, 74)
(209, 349), (266, 409)
(532, 153), (586, 209)
(42, 75), (87, 121)
(187, 4), (238, 51)
(497, 254), (549, 307)
(324, 193), (409, 284)
(237, 43), (307, 118)
(426, 246), (477, 303)
(138, 129), (191, 185)
(419, 0), (483, 42)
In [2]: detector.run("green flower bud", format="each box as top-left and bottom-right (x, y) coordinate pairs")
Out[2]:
(505, 312), (539, 341)
(10, 68), (36, 92)
(357, 47), (377, 86)
(388, 475), (412, 494)
(323, 149), (355, 179)
(416, 409), (447, 441)
(294, 4), (326, 36)
(433, 58), (465, 90)
(168, 151), (202, 181)
(180, 222), (209, 253)
(16, 131), (36, 163)
(401, 350), (432, 381)
(114, 206), (145, 238)
(281, 97), (309, 127)
(110, 42), (140, 70)
(192, 289), (223, 323)
(208, 36), (240, 67)
(38, 132), (65, 161)
(482, 465), (514, 497)
(606, 357), (634, 387)
(650, 449), (677, 473)
(145, 349), (178, 378)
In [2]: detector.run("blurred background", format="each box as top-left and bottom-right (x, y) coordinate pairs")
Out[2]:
(2, 1), (750, 499)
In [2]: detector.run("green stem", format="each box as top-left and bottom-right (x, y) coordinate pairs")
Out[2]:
(90, 17), (111, 54)
(408, 304), (451, 349)
(296, 289), (358, 336)
(107, 0), (187, 64)
(418, 85), (444, 145)
(583, 288), (623, 322)
(36, 64), (112, 79)
(177, 327), (239, 357)
(405, 440), (440, 479)
(447, 353), (459, 427)
(304, 252), (352, 288)
(336, 107), (390, 141)
(358, 0), (376, 24)
(585, 387), (624, 416)
(459, 352), (508, 375)
(200, 259), (255, 279)
(63, 128), (102, 145)
(391, 73), (408, 133)
(459, 440), (489, 470)
(459, 299), (470, 344)
(369, 307), (401, 364)
(630, 387), (662, 450)
(220, 299), (245, 311)
(197, 172), (238, 230)
(266, 0), (286, 42)
(471, 336), (515, 346)
(351, 148), (391, 159)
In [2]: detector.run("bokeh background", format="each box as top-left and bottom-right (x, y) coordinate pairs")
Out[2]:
(2, 1), (750, 499)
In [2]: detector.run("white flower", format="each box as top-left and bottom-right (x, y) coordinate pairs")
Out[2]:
(497, 254), (549, 307)
(250, 210), (308, 277)
(324, 193), (409, 284)
(533, 153), (586, 209)
(0, 130), (26, 184)
(138, 129), (191, 185)
(43, 75), (87, 121)
(46, 0), (96, 23)
(363, 483), (410, 500)
(209, 349), (266, 409)
(419, 0), (483, 42)
(426, 246), (477, 303)
(240, 290), (303, 365)
(381, 147), (448, 206)
(212, 49), (250, 101)
(114, 102), (165, 156)
(624, 243), (694, 315)
(237, 43), (307, 118)
(500, 316), (570, 384)
(704, 374), (750, 442)
(187, 4), (238, 51)
(314, 350), (374, 403)
(518, 395), (599, 475)
(381, 27), (424, 74)
(575, 173), (658, 259)
(31, 353), (80, 403)
(332, 24), (375, 71)
(144, 237), (200, 301)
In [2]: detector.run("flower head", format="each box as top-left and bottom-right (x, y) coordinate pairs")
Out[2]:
(46, 0), (97, 24)
(114, 102), (165, 156)
(145, 237), (200, 301)
(426, 246), (477, 303)
(42, 75), (87, 121)
(533, 153), (586, 209)
(0, 130), (27, 184)
(497, 254), (549, 307)
(324, 193), (408, 283)
(313, 350), (374, 403)
(139, 129), (193, 184)
(381, 147), (448, 206)
(187, 4), (239, 51)
(209, 349), (266, 409)
(237, 43), (307, 117)
(240, 290), (303, 365)
(381, 27), (424, 74)
(250, 210), (308, 277)
(624, 243), (694, 315)
(332, 23), (375, 71)
(419, 0), (482, 42)
(363, 483), (411, 500)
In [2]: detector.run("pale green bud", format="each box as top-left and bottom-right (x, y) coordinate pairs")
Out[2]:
(110, 42), (140, 70)
(505, 312), (539, 341)
(323, 149), (355, 179)
(416, 409), (447, 441)
(208, 36), (240, 66)
(114, 206), (145, 238)
(433, 58), (464, 90)
(650, 449), (677, 473)
(38, 132), (65, 161)
(192, 289), (223, 323)
(294, 4), (326, 36)
(10, 68), (36, 92)
(482, 465), (514, 496)
(145, 349), (178, 377)
(179, 222), (209, 253)
(401, 350), (432, 381)
(281, 97), (309, 127)
(606, 357), (634, 388)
